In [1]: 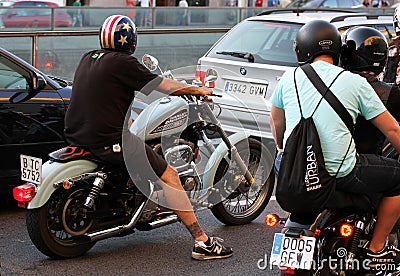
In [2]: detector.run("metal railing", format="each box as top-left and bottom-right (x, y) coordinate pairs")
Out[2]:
(0, 28), (229, 79)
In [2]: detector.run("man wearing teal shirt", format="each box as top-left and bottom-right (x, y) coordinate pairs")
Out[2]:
(270, 20), (400, 265)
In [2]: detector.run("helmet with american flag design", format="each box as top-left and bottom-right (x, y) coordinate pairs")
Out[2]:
(99, 15), (137, 54)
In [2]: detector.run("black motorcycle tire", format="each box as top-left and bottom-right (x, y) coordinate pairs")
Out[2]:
(26, 187), (96, 259)
(210, 138), (275, 225)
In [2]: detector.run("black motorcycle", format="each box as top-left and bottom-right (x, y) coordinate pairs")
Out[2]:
(266, 143), (400, 276)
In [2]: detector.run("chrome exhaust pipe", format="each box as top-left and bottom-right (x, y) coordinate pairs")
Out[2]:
(135, 214), (179, 231)
(148, 214), (179, 229)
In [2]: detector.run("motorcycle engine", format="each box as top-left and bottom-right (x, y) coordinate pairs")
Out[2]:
(156, 140), (198, 191)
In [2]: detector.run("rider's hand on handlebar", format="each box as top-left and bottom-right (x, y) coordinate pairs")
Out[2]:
(194, 86), (213, 96)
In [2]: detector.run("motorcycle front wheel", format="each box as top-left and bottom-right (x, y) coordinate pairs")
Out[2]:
(26, 186), (96, 259)
(210, 138), (275, 225)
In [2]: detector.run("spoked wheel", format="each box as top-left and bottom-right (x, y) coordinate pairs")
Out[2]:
(210, 138), (275, 225)
(26, 186), (96, 259)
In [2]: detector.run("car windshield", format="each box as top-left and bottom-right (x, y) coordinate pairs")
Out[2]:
(207, 20), (301, 66)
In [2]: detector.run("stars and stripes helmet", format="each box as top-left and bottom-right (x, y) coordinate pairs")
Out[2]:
(99, 15), (137, 54)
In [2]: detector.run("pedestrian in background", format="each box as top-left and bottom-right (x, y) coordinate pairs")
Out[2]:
(126, 0), (136, 24)
(138, 0), (152, 26)
(176, 0), (188, 26)
(72, 0), (83, 27)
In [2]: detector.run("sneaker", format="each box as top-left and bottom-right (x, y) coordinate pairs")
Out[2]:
(364, 240), (400, 268)
(191, 237), (233, 260)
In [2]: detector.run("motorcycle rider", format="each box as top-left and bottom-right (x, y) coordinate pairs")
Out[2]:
(64, 14), (233, 260)
(341, 26), (400, 155)
(383, 6), (400, 85)
(270, 20), (400, 267)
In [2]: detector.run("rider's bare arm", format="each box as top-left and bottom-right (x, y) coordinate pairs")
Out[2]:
(371, 110), (400, 152)
(270, 105), (286, 150)
(156, 78), (212, 96)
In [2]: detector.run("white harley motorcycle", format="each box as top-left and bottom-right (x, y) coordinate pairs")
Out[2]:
(12, 54), (275, 259)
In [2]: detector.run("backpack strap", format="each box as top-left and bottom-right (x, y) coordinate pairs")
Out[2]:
(293, 67), (304, 118)
(301, 63), (354, 136)
(299, 63), (354, 178)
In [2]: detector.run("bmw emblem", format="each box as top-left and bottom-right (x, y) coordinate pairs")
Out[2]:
(240, 67), (247, 76)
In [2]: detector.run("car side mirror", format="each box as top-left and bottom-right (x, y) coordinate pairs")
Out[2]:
(9, 91), (32, 103)
(9, 73), (47, 104)
(32, 73), (46, 90)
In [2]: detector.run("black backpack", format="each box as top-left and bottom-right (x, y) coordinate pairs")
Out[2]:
(276, 64), (353, 214)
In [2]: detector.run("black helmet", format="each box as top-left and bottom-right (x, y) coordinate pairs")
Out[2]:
(341, 26), (388, 75)
(99, 15), (137, 54)
(394, 7), (400, 36)
(294, 20), (341, 65)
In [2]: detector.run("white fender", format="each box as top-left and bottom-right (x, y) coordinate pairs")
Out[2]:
(202, 131), (250, 191)
(28, 159), (98, 209)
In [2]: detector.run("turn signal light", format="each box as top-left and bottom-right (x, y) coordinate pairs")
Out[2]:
(265, 213), (279, 227)
(340, 223), (354, 238)
(13, 183), (36, 206)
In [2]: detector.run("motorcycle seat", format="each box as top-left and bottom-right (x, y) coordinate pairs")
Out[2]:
(325, 190), (372, 212)
(48, 146), (101, 163)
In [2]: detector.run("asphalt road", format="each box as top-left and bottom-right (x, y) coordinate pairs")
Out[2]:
(0, 195), (286, 276)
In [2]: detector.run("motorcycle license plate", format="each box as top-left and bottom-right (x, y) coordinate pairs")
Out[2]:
(269, 233), (316, 270)
(223, 80), (267, 98)
(20, 155), (42, 185)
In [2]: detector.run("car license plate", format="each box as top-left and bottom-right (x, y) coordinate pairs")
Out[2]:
(223, 80), (267, 97)
(269, 233), (316, 270)
(20, 154), (42, 185)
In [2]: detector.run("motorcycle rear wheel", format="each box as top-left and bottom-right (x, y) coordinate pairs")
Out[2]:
(26, 187), (96, 259)
(210, 138), (274, 225)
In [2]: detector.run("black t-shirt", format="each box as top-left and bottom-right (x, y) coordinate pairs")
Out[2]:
(64, 49), (162, 147)
(354, 72), (400, 154)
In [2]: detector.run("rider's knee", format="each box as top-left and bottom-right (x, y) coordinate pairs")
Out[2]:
(159, 165), (180, 187)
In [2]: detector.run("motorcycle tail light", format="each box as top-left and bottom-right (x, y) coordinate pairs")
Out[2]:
(340, 223), (354, 238)
(265, 213), (279, 227)
(314, 229), (321, 237)
(13, 183), (36, 208)
(280, 266), (295, 274)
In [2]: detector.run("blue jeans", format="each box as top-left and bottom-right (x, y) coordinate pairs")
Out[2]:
(336, 154), (400, 198)
(275, 153), (400, 226)
(274, 150), (282, 176)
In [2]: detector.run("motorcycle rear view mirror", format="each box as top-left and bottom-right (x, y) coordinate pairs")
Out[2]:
(204, 68), (218, 86)
(142, 54), (159, 72)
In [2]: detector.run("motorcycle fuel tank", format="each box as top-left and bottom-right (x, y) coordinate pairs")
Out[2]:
(130, 96), (189, 141)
